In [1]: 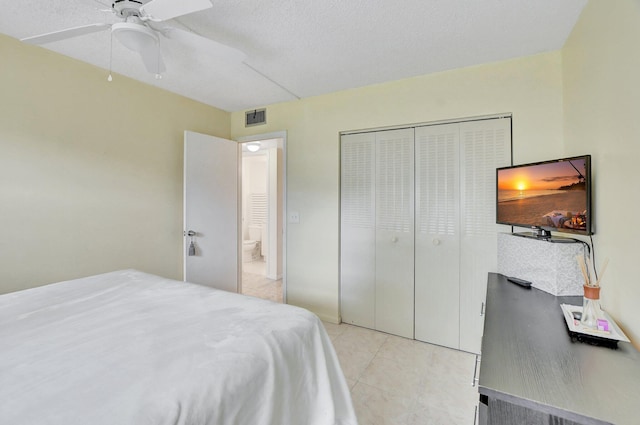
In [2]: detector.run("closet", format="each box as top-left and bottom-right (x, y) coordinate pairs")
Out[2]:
(340, 117), (511, 353)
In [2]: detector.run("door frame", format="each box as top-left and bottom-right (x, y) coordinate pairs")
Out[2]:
(237, 131), (287, 303)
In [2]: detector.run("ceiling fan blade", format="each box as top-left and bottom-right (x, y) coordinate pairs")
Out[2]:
(21, 23), (111, 45)
(139, 46), (167, 74)
(164, 28), (246, 63)
(140, 0), (212, 22)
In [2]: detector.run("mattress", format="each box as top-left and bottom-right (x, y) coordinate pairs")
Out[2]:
(0, 270), (357, 425)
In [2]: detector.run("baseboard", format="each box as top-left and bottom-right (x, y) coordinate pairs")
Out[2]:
(315, 313), (340, 324)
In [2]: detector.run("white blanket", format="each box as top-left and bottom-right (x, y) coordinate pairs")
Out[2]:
(0, 270), (357, 425)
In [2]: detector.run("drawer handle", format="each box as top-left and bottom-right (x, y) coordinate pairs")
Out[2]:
(473, 405), (478, 425)
(472, 354), (481, 387)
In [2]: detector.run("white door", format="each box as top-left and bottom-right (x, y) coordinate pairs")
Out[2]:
(414, 123), (461, 347)
(340, 128), (414, 338)
(458, 118), (511, 353)
(340, 132), (376, 329)
(184, 131), (240, 292)
(374, 128), (414, 338)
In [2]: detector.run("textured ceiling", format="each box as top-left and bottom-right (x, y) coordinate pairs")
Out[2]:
(0, 0), (587, 112)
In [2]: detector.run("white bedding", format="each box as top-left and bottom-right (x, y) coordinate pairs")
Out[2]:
(0, 270), (357, 425)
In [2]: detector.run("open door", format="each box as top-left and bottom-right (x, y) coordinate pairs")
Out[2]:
(184, 131), (240, 292)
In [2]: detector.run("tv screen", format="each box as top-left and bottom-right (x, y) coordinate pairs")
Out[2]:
(496, 155), (592, 236)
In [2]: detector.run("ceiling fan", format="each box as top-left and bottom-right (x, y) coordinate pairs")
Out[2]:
(20, 0), (246, 76)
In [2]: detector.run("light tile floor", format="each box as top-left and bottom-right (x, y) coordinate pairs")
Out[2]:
(322, 322), (479, 425)
(240, 266), (477, 423)
(241, 260), (283, 303)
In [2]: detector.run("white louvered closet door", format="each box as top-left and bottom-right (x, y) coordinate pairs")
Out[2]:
(459, 118), (511, 353)
(340, 117), (511, 347)
(340, 132), (376, 329)
(414, 123), (461, 347)
(374, 129), (415, 338)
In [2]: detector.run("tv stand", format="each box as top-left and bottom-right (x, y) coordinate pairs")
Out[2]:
(532, 226), (551, 238)
(511, 230), (577, 244)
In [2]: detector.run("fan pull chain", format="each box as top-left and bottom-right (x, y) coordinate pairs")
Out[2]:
(107, 32), (113, 82)
(155, 37), (162, 80)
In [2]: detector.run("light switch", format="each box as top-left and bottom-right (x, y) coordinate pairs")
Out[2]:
(288, 211), (300, 223)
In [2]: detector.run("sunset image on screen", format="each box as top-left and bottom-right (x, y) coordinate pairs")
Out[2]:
(497, 158), (588, 231)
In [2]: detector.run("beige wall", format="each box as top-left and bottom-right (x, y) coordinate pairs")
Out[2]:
(563, 0), (640, 347)
(0, 34), (230, 293)
(231, 52), (565, 322)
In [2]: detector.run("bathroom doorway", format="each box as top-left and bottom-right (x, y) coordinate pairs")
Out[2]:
(239, 135), (285, 303)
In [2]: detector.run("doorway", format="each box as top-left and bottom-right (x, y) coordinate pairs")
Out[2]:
(239, 135), (285, 303)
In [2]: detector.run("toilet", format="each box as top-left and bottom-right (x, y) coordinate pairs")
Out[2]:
(242, 225), (262, 263)
(242, 240), (259, 263)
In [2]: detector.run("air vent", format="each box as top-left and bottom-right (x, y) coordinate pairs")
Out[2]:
(245, 108), (266, 127)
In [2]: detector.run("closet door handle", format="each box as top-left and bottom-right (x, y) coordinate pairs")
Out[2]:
(480, 302), (485, 316)
(472, 354), (481, 387)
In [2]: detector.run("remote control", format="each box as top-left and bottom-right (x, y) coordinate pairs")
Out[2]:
(507, 276), (532, 288)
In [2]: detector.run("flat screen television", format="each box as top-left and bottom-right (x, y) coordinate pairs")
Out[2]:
(496, 155), (592, 237)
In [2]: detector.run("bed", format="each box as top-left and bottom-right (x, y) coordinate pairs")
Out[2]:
(0, 270), (357, 425)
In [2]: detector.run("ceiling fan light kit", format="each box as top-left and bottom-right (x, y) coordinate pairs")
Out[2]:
(112, 21), (158, 53)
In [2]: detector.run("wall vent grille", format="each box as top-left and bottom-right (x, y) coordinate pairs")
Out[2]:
(245, 108), (266, 127)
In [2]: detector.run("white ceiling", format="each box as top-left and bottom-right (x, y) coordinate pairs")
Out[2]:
(0, 0), (587, 112)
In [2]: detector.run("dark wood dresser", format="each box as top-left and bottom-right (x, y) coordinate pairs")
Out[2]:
(478, 273), (640, 425)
